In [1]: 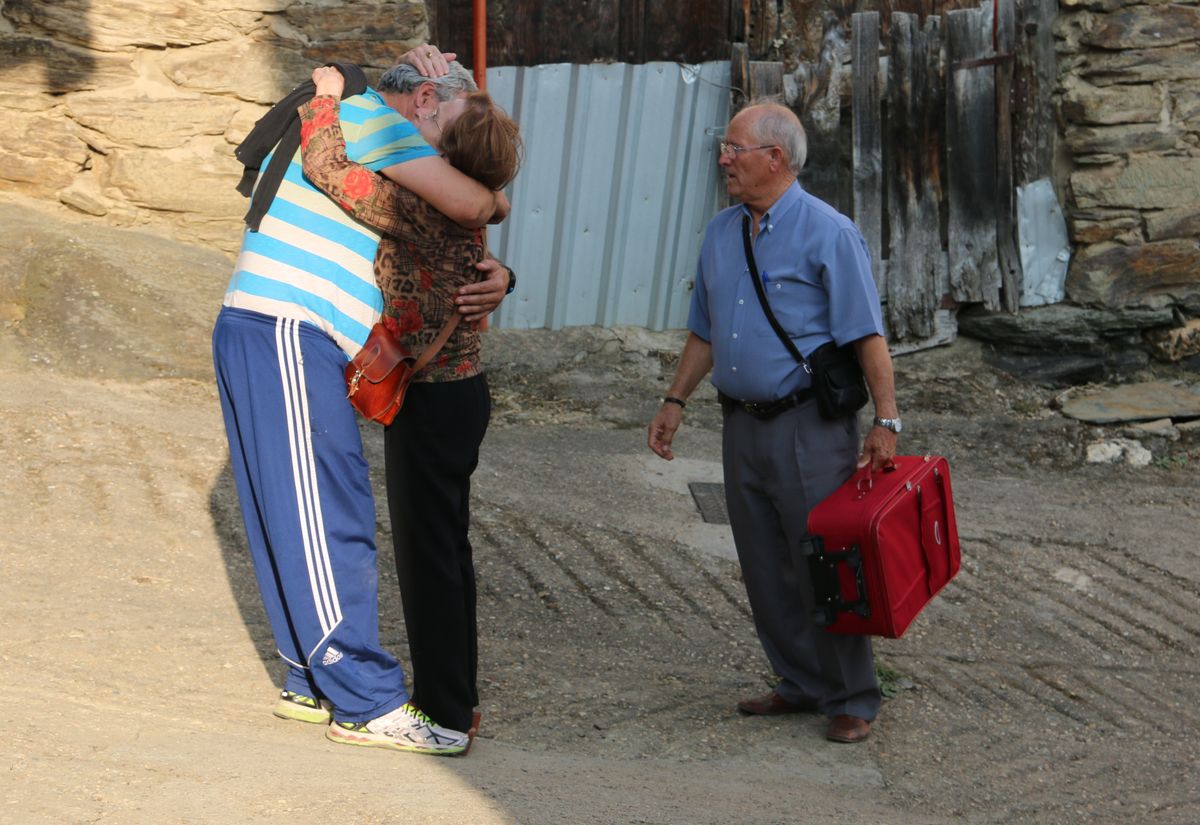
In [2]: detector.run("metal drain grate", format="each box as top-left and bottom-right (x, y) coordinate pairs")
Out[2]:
(688, 482), (729, 525)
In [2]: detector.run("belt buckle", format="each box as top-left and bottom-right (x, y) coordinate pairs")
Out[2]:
(743, 400), (770, 417)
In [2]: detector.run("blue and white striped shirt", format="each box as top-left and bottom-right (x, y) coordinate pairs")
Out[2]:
(223, 89), (436, 357)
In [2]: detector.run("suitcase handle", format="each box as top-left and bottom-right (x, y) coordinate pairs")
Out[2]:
(802, 536), (871, 626)
(855, 459), (898, 494)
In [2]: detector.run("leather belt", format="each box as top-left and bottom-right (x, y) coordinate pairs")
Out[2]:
(718, 388), (815, 420)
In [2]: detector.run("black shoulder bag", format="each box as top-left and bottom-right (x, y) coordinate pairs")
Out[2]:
(741, 215), (869, 420)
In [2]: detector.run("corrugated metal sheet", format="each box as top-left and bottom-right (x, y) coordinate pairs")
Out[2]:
(485, 61), (731, 330)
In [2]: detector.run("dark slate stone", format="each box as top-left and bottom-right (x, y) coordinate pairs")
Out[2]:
(958, 303), (1174, 351)
(984, 349), (1150, 387)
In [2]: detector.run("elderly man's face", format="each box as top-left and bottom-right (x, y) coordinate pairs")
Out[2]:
(416, 94), (468, 150)
(718, 110), (778, 204)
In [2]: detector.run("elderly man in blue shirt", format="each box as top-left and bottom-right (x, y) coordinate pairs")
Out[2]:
(648, 102), (900, 744)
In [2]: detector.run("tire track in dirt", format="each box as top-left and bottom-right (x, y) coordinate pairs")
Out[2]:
(881, 527), (1200, 824)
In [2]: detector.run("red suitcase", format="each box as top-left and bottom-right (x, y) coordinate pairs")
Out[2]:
(802, 455), (960, 638)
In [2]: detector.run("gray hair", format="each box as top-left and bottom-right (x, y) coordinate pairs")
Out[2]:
(377, 61), (477, 101)
(748, 103), (807, 176)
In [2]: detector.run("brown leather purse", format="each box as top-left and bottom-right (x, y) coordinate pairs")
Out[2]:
(344, 314), (460, 426)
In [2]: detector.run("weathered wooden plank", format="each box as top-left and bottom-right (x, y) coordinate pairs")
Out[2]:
(885, 11), (944, 341)
(851, 12), (884, 297)
(1013, 0), (1056, 185)
(794, 18), (850, 211)
(437, 0), (730, 67)
(644, 0), (733, 63)
(946, 5), (999, 309)
(730, 44), (783, 109)
(618, 0), (647, 63)
(730, 41), (749, 110)
(995, 0), (1021, 313)
(540, 0), (620, 64)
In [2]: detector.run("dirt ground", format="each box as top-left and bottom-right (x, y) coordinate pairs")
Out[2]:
(2, 200), (1199, 824)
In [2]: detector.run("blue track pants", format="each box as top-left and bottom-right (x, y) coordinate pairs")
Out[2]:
(212, 306), (407, 723)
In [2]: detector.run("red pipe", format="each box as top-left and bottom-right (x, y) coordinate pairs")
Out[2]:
(473, 0), (487, 90)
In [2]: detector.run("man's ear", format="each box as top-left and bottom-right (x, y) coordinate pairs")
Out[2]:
(413, 81), (438, 116)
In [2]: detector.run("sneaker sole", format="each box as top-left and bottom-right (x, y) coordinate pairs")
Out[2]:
(273, 699), (332, 725)
(325, 724), (467, 755)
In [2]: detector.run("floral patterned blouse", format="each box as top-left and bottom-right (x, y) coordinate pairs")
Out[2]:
(297, 94), (483, 382)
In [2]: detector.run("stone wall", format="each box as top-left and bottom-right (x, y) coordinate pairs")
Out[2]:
(1056, 0), (1200, 322)
(0, 0), (430, 253)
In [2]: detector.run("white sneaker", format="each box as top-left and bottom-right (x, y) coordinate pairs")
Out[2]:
(326, 702), (468, 755)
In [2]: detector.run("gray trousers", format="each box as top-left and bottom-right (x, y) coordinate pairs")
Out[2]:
(722, 398), (881, 720)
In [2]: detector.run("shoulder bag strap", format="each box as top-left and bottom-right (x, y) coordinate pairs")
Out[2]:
(741, 215), (809, 372)
(411, 312), (461, 374)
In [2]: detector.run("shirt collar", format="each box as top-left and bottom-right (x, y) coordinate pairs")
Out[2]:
(738, 180), (803, 234)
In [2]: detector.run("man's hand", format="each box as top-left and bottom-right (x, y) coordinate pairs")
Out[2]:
(312, 66), (345, 98)
(456, 258), (510, 323)
(648, 403), (684, 461)
(857, 426), (897, 471)
(400, 44), (456, 78)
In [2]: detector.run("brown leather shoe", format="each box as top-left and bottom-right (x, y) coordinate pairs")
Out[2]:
(736, 690), (818, 716)
(464, 710), (482, 755)
(825, 714), (871, 743)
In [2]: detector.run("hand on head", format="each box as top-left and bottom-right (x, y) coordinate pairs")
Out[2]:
(312, 66), (345, 98)
(401, 44), (457, 78)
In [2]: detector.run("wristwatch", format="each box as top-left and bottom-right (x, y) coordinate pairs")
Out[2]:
(873, 416), (902, 433)
(504, 266), (517, 295)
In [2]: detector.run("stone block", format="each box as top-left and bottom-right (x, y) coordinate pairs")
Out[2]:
(3, 0), (258, 52)
(1060, 78), (1163, 125)
(302, 38), (425, 71)
(159, 39), (317, 105)
(0, 34), (135, 93)
(284, 1), (426, 41)
(1085, 438), (1152, 466)
(1061, 0), (1184, 12)
(1070, 157), (1200, 210)
(1067, 239), (1200, 308)
(1075, 44), (1200, 86)
(959, 302), (1173, 349)
(1172, 84), (1200, 122)
(0, 111), (89, 196)
(1064, 381), (1200, 423)
(65, 91), (243, 150)
(106, 139), (245, 217)
(1078, 4), (1200, 51)
(1146, 207), (1200, 241)
(1145, 318), (1200, 361)
(1068, 210), (1143, 244)
(1064, 122), (1180, 155)
(58, 173), (111, 217)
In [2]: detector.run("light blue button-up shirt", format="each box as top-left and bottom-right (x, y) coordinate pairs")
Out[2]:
(688, 181), (885, 402)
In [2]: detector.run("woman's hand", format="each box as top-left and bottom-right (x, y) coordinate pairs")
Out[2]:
(311, 66), (345, 98)
(400, 44), (457, 78)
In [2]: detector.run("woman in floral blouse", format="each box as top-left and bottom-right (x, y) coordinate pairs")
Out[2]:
(299, 66), (522, 743)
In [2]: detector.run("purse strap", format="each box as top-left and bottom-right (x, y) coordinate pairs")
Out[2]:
(741, 215), (810, 373)
(411, 312), (461, 374)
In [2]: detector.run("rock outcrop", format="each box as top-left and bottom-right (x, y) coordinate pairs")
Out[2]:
(1057, 0), (1200, 316)
(0, 0), (430, 253)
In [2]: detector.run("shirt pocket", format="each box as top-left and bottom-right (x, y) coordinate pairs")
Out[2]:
(752, 262), (822, 338)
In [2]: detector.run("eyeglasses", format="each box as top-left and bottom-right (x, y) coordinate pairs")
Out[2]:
(718, 141), (777, 158)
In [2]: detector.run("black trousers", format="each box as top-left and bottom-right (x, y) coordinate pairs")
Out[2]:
(384, 374), (490, 732)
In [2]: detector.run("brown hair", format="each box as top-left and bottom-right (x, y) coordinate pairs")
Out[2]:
(440, 91), (523, 191)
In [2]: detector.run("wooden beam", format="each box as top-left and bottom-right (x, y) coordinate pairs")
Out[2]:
(946, 5), (999, 310)
(851, 12), (884, 297)
(885, 12), (944, 341)
(995, 0), (1021, 313)
(1013, 0), (1057, 185)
